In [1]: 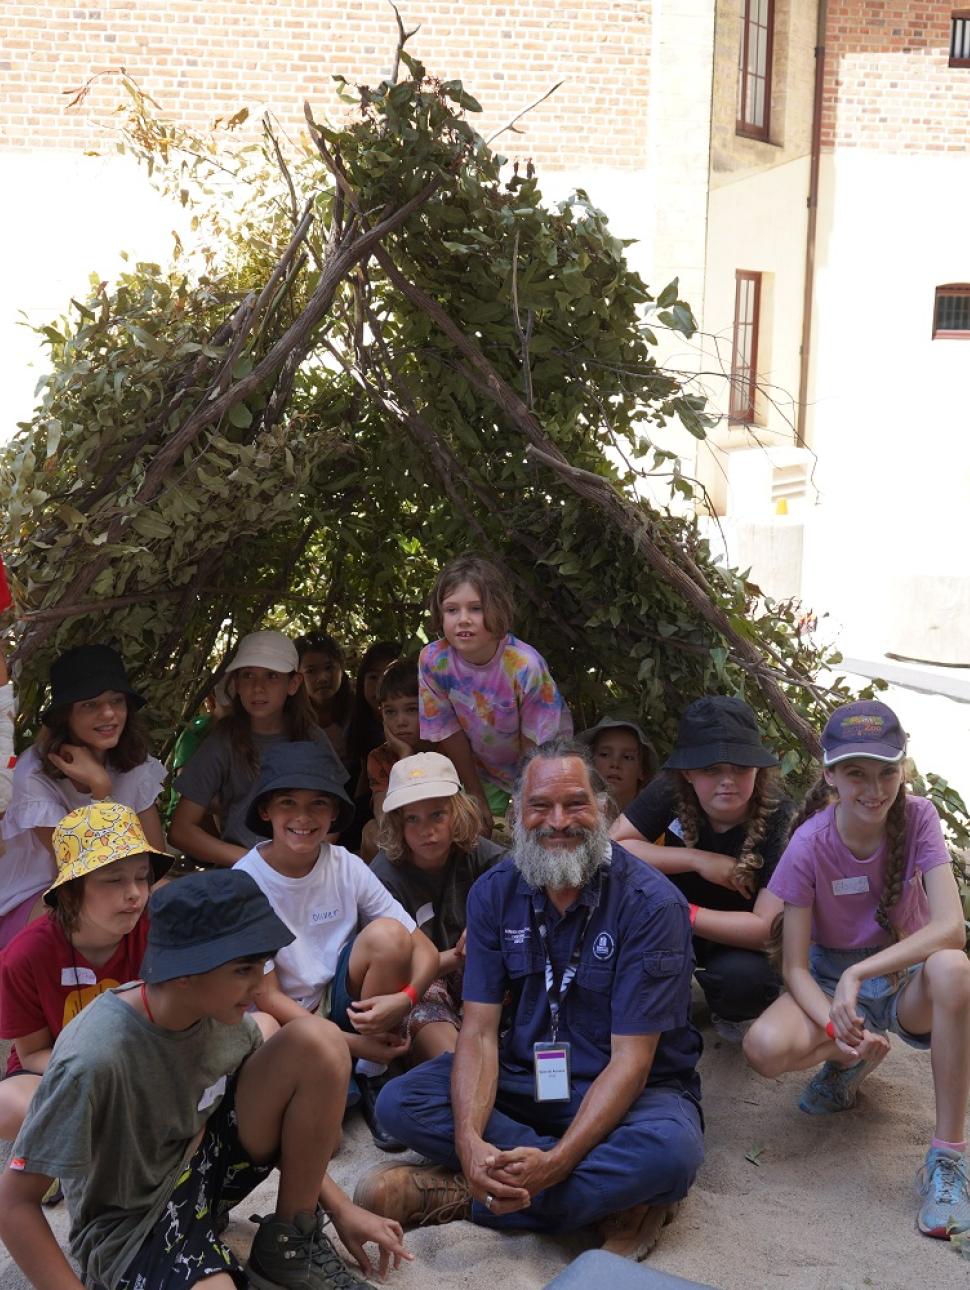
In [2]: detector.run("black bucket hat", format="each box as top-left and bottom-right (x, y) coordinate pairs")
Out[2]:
(663, 696), (778, 771)
(140, 869), (295, 983)
(244, 740), (354, 837)
(42, 645), (146, 723)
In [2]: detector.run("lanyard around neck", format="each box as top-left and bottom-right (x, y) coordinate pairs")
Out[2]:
(535, 904), (594, 1043)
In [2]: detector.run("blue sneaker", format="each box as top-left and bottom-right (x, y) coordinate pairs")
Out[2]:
(917, 1148), (970, 1239)
(798, 1057), (880, 1115)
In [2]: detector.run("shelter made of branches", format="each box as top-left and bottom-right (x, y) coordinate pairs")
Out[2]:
(5, 46), (965, 840)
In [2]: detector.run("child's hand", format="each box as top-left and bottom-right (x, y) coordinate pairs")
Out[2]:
(352, 1032), (411, 1065)
(382, 720), (414, 761)
(693, 852), (742, 891)
(331, 1202), (413, 1280)
(47, 744), (111, 799)
(347, 992), (412, 1034)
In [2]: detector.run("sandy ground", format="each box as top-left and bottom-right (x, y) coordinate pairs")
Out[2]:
(3, 1012), (970, 1290)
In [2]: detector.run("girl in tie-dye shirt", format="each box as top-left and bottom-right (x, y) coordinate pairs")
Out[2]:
(418, 555), (572, 833)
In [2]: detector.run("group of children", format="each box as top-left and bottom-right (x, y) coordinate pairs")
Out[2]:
(0, 551), (968, 1289)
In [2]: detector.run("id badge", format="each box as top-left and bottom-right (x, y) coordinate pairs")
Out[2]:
(533, 1041), (571, 1102)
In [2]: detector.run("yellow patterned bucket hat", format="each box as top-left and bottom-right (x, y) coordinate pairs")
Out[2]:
(44, 802), (173, 906)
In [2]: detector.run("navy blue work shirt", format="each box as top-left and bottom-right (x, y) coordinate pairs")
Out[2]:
(462, 842), (702, 1100)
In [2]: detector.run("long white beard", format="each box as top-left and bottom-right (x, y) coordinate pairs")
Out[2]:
(512, 816), (611, 892)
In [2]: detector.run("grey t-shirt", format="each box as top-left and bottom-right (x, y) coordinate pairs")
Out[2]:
(370, 839), (506, 951)
(174, 725), (341, 849)
(11, 986), (262, 1290)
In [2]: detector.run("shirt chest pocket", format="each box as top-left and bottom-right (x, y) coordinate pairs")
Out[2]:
(451, 688), (519, 739)
(574, 961), (615, 1040)
(502, 948), (544, 1030)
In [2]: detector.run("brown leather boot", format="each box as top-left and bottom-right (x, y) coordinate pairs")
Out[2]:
(598, 1201), (680, 1260)
(353, 1162), (472, 1228)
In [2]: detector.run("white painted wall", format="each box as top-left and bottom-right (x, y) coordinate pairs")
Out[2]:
(0, 150), (191, 442)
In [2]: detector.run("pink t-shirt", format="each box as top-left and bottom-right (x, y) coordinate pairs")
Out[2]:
(768, 796), (950, 949)
(418, 634), (572, 793)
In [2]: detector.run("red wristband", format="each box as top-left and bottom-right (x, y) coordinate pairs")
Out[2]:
(688, 904), (699, 929)
(825, 1020), (836, 1040)
(400, 984), (419, 1007)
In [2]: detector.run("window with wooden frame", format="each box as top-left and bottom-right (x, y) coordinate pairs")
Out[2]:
(730, 271), (762, 422)
(933, 285), (970, 338)
(951, 12), (970, 67)
(737, 0), (774, 138)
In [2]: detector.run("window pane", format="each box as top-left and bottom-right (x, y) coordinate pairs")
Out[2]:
(753, 76), (765, 127)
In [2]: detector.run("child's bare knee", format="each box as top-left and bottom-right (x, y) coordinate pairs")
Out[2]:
(282, 1015), (352, 1080)
(742, 1020), (784, 1077)
(360, 917), (412, 960)
(924, 948), (970, 1002)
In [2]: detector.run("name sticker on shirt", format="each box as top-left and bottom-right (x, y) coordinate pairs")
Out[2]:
(533, 1042), (571, 1102)
(416, 902), (435, 927)
(61, 966), (98, 987)
(310, 908), (340, 925)
(832, 875), (870, 896)
(197, 1075), (227, 1112)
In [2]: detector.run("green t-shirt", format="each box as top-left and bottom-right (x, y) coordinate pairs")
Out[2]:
(11, 986), (262, 1290)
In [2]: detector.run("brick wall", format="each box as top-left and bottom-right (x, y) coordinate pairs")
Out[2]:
(822, 1), (970, 151)
(0, 1), (650, 170)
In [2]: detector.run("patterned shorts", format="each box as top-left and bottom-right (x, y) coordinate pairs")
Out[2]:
(407, 974), (463, 1039)
(115, 1079), (273, 1289)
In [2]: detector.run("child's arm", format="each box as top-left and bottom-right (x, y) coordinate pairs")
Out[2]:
(830, 861), (967, 1032)
(169, 797), (247, 867)
(781, 903), (835, 1030)
(693, 888), (782, 950)
(0, 1169), (85, 1289)
(13, 1028), (54, 1076)
(437, 730), (492, 836)
(611, 820), (749, 892)
(253, 968), (316, 1025)
(136, 804), (166, 852)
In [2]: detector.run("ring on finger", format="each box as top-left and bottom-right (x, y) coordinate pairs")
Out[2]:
(485, 1193), (494, 1210)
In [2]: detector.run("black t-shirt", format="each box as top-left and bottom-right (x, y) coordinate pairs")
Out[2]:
(370, 839), (507, 950)
(623, 775), (794, 912)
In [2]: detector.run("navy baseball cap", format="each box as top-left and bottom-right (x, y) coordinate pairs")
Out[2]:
(821, 701), (907, 766)
(244, 740), (354, 837)
(140, 870), (294, 982)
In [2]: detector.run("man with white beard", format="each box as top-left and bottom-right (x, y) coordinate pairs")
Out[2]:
(355, 738), (704, 1260)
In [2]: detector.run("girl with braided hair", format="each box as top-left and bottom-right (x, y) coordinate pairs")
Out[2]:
(744, 700), (970, 1242)
(611, 695), (794, 1041)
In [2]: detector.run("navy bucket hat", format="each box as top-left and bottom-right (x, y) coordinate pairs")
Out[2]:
(140, 869), (294, 983)
(244, 740), (354, 837)
(663, 696), (778, 771)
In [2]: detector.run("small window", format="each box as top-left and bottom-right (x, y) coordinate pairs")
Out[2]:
(737, 0), (774, 139)
(951, 12), (970, 67)
(730, 271), (762, 422)
(933, 285), (970, 338)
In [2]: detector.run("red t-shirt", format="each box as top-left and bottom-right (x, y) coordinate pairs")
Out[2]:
(0, 913), (150, 1074)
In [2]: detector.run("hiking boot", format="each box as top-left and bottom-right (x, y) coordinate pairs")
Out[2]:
(353, 1162), (471, 1227)
(598, 1201), (679, 1260)
(246, 1209), (375, 1289)
(798, 1052), (884, 1115)
(917, 1148), (970, 1239)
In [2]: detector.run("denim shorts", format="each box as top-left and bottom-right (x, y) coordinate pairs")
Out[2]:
(810, 944), (931, 1050)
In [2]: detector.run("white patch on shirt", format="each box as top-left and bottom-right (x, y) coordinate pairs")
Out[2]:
(504, 927), (531, 945)
(197, 1075), (227, 1112)
(61, 966), (98, 987)
(832, 875), (870, 896)
(416, 902), (435, 927)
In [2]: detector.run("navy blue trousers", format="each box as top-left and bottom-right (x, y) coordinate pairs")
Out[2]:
(376, 1054), (704, 1232)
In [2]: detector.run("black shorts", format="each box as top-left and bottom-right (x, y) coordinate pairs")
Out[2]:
(115, 1078), (272, 1289)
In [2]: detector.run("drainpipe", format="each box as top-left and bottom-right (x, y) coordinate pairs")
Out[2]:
(796, 0), (828, 448)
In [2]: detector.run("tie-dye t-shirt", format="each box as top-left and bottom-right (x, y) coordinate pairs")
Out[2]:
(418, 634), (572, 793)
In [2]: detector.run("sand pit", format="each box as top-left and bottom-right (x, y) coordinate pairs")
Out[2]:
(3, 1020), (970, 1290)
